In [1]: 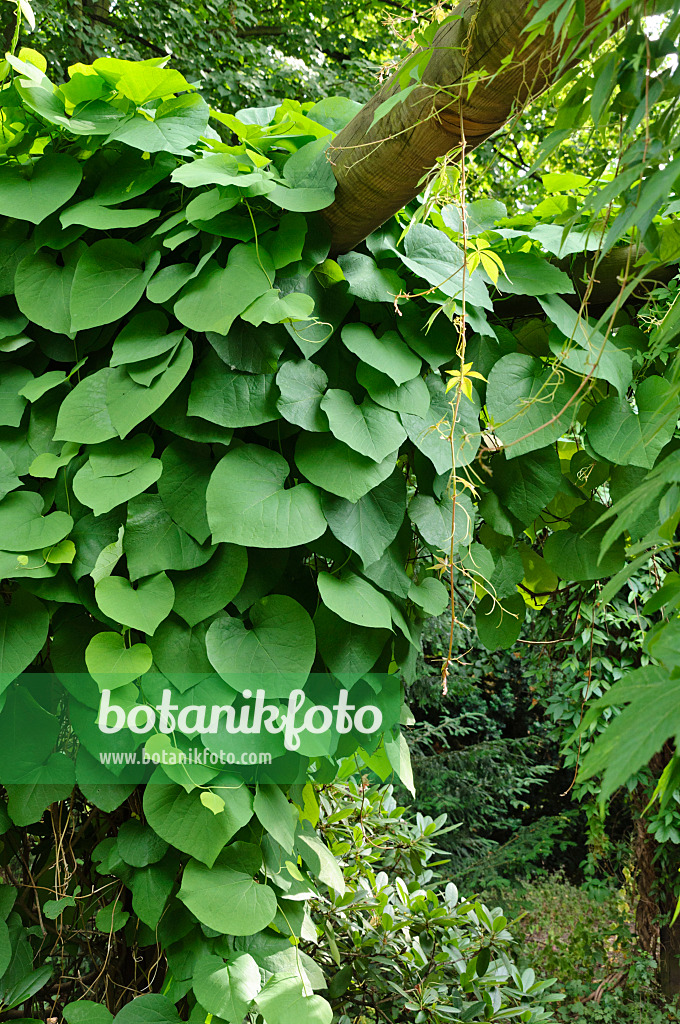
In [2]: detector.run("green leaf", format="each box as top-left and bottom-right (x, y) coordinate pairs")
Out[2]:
(85, 631), (153, 691)
(295, 433), (397, 503)
(70, 240), (160, 332)
(269, 212), (308, 270)
(321, 470), (406, 566)
(539, 294), (632, 396)
(401, 376), (480, 475)
(15, 244), (80, 334)
(144, 771), (253, 867)
(107, 336), (193, 439)
(170, 544), (248, 627)
(157, 440), (213, 544)
(94, 572), (174, 635)
(129, 856), (176, 929)
(395, 224), (491, 308)
(113, 993), (181, 1024)
(255, 975), (332, 1024)
(64, 1000), (114, 1024)
(147, 614), (213, 680)
(320, 389), (406, 463)
(0, 364), (31, 427)
(356, 362), (430, 418)
(188, 352), (279, 428)
(89, 435), (155, 477)
(110, 310), (186, 367)
(61, 200), (160, 230)
(207, 320), (287, 374)
(124, 493), (215, 580)
(254, 785), (297, 853)
(179, 843), (277, 935)
(492, 447), (563, 526)
(0, 153), (82, 224)
(408, 576), (449, 616)
(95, 902), (129, 933)
(54, 368), (118, 444)
(109, 93), (209, 154)
(314, 605), (389, 681)
(276, 359), (329, 432)
(94, 58), (193, 101)
(486, 353), (580, 458)
(0, 590), (49, 688)
(337, 252), (404, 303)
(117, 818), (168, 867)
(408, 491), (474, 552)
(0, 491), (72, 550)
(73, 459), (162, 516)
(174, 245), (274, 335)
(341, 323), (421, 385)
(543, 522), (625, 581)
(494, 252), (574, 296)
(296, 827), (345, 894)
(193, 953), (261, 1023)
(206, 445), (326, 548)
(318, 571), (392, 629)
(206, 596), (316, 693)
(268, 138), (336, 212)
(476, 593), (526, 651)
(587, 376), (678, 469)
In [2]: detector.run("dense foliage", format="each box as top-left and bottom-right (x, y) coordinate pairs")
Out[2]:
(0, 0), (679, 1020)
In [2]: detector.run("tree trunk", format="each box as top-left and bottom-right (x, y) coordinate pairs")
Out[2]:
(322, 0), (607, 255)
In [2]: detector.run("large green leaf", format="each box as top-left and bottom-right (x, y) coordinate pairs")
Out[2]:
(111, 310), (186, 367)
(314, 605), (389, 681)
(73, 459), (162, 516)
(253, 785), (297, 853)
(144, 772), (253, 867)
(255, 975), (332, 1024)
(179, 843), (277, 935)
(356, 362), (430, 417)
(85, 632), (152, 691)
(117, 818), (168, 867)
(105, 336), (194, 438)
(70, 240), (159, 332)
(15, 244), (80, 334)
(495, 252), (574, 296)
(276, 359), (329, 432)
(320, 389), (406, 463)
(341, 323), (421, 385)
(317, 571), (392, 629)
(587, 376), (678, 469)
(408, 491), (474, 552)
(321, 470), (405, 566)
(174, 245), (274, 335)
(295, 433), (397, 503)
(0, 590), (49, 689)
(147, 615), (213, 680)
(401, 375), (480, 475)
(188, 352), (279, 428)
(170, 545), (248, 627)
(0, 364), (31, 427)
(206, 445), (326, 548)
(486, 353), (580, 458)
(0, 153), (82, 224)
(337, 251), (405, 303)
(207, 320), (287, 374)
(539, 294), (632, 396)
(113, 993), (181, 1024)
(124, 494), (215, 580)
(206, 595), (316, 692)
(393, 223), (491, 309)
(492, 447), (563, 526)
(476, 593), (526, 651)
(109, 94), (209, 154)
(94, 572), (174, 634)
(157, 440), (212, 544)
(0, 491), (72, 550)
(193, 953), (261, 1023)
(54, 368), (118, 444)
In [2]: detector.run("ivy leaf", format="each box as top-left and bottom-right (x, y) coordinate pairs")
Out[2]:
(206, 444), (326, 548)
(179, 843), (277, 935)
(193, 953), (261, 1023)
(94, 572), (174, 635)
(206, 596), (316, 693)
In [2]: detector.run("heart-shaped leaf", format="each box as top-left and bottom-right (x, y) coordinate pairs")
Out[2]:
(95, 572), (174, 635)
(206, 444), (326, 548)
(85, 632), (153, 690)
(179, 843), (277, 935)
(0, 153), (82, 224)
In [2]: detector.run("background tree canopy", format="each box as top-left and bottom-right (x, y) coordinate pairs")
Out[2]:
(0, 0), (679, 1021)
